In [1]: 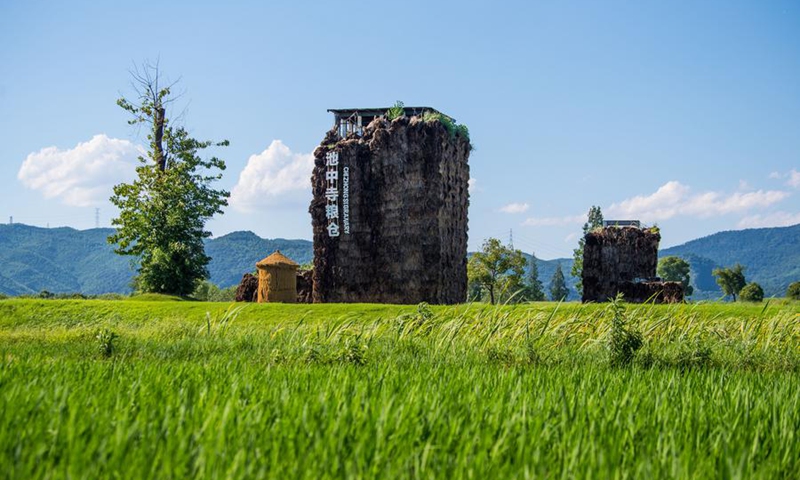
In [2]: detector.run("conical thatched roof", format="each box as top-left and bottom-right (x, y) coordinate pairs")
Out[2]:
(256, 250), (299, 269)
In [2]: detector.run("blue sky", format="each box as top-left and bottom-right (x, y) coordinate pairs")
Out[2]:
(1, 0), (798, 259)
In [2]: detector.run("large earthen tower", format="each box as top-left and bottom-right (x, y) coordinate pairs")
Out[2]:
(310, 107), (471, 304)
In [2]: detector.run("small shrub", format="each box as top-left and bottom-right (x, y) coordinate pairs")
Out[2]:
(675, 342), (713, 370)
(270, 348), (286, 365)
(95, 293), (126, 300)
(634, 348), (656, 369)
(303, 344), (325, 364)
(456, 124), (470, 140)
(96, 329), (118, 358)
(486, 344), (516, 366)
(607, 295), (643, 367)
(740, 282), (764, 302)
(787, 281), (800, 300)
(386, 100), (405, 120)
(524, 341), (540, 365)
(422, 111), (456, 137)
(396, 302), (436, 336)
(340, 338), (368, 366)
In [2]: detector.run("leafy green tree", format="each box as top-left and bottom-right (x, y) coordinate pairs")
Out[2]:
(191, 280), (235, 302)
(467, 238), (527, 304)
(739, 282), (764, 302)
(549, 263), (569, 301)
(108, 64), (229, 296)
(523, 251), (546, 301)
(467, 279), (484, 302)
(571, 206), (603, 294)
(712, 264), (746, 301)
(657, 256), (694, 296)
(788, 282), (800, 300)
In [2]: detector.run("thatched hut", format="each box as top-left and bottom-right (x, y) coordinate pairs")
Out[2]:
(256, 251), (298, 303)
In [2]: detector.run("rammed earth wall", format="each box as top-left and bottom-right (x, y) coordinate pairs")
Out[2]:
(582, 226), (669, 303)
(310, 116), (470, 304)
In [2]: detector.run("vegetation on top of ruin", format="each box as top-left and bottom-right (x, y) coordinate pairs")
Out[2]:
(422, 110), (470, 143)
(386, 100), (405, 120)
(384, 100), (471, 144)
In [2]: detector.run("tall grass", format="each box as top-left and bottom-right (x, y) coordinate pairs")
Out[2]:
(1, 299), (798, 478)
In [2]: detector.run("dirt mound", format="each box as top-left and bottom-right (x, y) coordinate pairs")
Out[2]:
(296, 270), (313, 304)
(618, 281), (684, 303)
(234, 273), (258, 302)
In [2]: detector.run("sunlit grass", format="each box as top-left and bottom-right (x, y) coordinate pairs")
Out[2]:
(0, 298), (798, 478)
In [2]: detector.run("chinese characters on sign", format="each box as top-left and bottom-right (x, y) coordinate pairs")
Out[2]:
(342, 167), (350, 234)
(325, 151), (340, 237)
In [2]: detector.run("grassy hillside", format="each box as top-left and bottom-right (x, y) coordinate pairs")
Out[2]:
(0, 225), (134, 296)
(661, 224), (800, 298)
(205, 231), (312, 287)
(1, 223), (796, 298)
(1, 299), (798, 478)
(0, 225), (312, 295)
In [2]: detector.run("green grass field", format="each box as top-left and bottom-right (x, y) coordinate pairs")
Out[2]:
(1, 298), (799, 478)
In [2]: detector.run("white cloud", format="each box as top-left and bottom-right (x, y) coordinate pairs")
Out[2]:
(499, 202), (529, 214)
(789, 169), (800, 188)
(17, 134), (142, 207)
(229, 140), (314, 212)
(607, 181), (789, 221)
(737, 211), (800, 229)
(768, 169), (800, 189)
(468, 177), (478, 193)
(522, 215), (585, 227)
(564, 232), (579, 243)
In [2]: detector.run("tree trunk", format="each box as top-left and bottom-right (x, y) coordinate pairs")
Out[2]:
(488, 285), (495, 305)
(154, 106), (166, 171)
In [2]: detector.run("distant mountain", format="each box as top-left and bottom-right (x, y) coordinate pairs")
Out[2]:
(0, 223), (796, 298)
(0, 225), (312, 295)
(660, 224), (800, 298)
(0, 225), (135, 296)
(205, 231), (312, 287)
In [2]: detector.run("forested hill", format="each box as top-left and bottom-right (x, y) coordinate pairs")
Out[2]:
(0, 223), (797, 297)
(204, 231), (313, 288)
(660, 223), (800, 298)
(0, 225), (312, 296)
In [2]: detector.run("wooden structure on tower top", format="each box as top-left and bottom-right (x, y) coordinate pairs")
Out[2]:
(328, 106), (455, 137)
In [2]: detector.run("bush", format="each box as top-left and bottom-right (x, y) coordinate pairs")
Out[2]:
(422, 111), (471, 142)
(607, 295), (642, 367)
(192, 281), (237, 302)
(95, 329), (118, 358)
(787, 282), (800, 300)
(386, 100), (404, 120)
(739, 282), (764, 302)
(95, 293), (127, 301)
